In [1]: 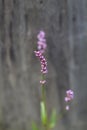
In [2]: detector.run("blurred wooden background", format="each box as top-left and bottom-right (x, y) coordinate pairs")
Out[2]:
(0, 0), (87, 130)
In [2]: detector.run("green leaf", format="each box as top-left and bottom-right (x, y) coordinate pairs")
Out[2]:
(40, 101), (47, 125)
(48, 109), (57, 128)
(31, 122), (39, 130)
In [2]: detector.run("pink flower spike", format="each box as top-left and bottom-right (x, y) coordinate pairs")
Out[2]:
(64, 89), (74, 110)
(34, 31), (48, 74)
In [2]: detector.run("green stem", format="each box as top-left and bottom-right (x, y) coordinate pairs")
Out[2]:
(41, 74), (50, 130)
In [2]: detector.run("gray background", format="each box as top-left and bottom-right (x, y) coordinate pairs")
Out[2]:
(0, 0), (87, 130)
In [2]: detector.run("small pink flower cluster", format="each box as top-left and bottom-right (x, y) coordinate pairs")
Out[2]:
(65, 89), (74, 110)
(34, 31), (47, 85)
(34, 51), (47, 74)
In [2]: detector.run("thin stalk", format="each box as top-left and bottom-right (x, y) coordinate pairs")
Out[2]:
(41, 74), (50, 130)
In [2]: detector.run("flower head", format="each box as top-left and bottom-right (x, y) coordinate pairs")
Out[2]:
(65, 89), (74, 110)
(34, 30), (48, 74)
